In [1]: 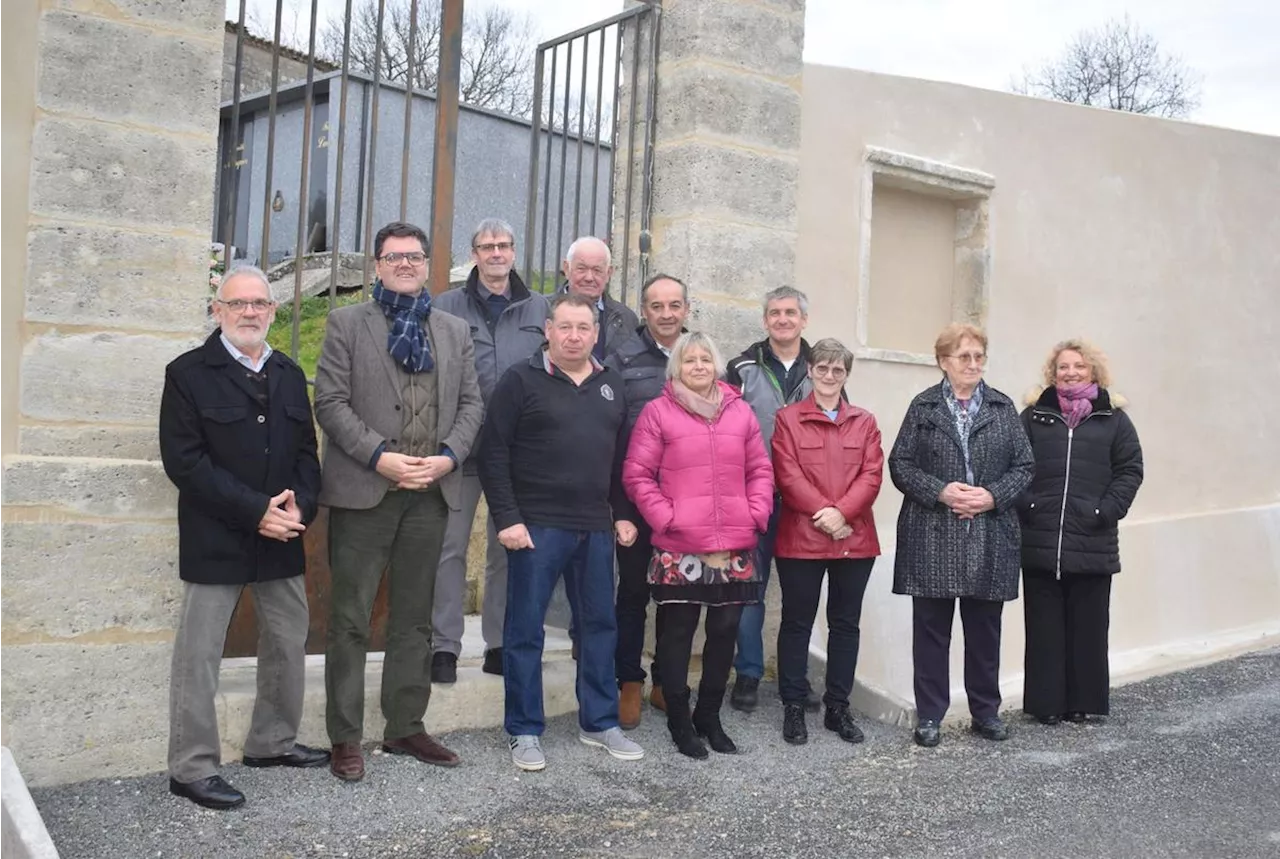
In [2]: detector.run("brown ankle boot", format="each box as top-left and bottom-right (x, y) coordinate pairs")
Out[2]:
(619, 681), (643, 729)
(649, 684), (667, 713)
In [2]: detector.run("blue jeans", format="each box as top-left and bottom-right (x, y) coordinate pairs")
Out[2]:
(734, 501), (781, 680)
(503, 526), (619, 736)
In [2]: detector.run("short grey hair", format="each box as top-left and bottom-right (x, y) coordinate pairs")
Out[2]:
(217, 263), (272, 300)
(762, 285), (809, 316)
(564, 236), (612, 268)
(471, 218), (515, 247)
(640, 272), (689, 305)
(666, 331), (725, 382)
(808, 337), (855, 372)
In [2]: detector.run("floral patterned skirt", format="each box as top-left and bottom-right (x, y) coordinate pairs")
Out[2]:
(648, 548), (761, 606)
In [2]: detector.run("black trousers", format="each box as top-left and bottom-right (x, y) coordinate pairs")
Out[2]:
(656, 602), (743, 704)
(912, 596), (1004, 722)
(1022, 571), (1113, 717)
(777, 557), (874, 707)
(614, 525), (662, 685)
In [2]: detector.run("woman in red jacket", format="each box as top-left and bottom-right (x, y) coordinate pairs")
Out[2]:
(623, 331), (775, 759)
(771, 338), (884, 746)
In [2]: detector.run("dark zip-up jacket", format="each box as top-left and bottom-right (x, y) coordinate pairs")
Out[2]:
(477, 350), (628, 532)
(725, 338), (813, 448)
(604, 325), (680, 521)
(1019, 386), (1144, 576)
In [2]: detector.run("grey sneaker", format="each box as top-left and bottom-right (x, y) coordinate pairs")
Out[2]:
(509, 735), (545, 771)
(579, 727), (645, 761)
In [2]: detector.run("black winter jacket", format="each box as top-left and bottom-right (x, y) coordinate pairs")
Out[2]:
(1019, 387), (1144, 576)
(604, 326), (678, 521)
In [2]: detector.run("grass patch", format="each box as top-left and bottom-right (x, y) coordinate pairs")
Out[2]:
(268, 292), (364, 379)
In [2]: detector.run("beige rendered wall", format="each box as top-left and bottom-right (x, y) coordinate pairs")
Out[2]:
(795, 65), (1280, 721)
(1, 1), (224, 784)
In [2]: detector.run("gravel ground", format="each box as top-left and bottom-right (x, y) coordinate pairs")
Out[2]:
(32, 647), (1280, 859)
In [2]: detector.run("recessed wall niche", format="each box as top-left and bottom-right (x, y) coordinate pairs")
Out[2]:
(856, 147), (994, 365)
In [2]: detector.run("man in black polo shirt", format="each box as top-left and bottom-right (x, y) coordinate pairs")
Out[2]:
(478, 293), (644, 772)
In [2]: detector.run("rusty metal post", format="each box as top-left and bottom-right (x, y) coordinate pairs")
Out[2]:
(428, 0), (464, 295)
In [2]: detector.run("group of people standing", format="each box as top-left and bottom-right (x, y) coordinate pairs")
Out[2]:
(158, 216), (1142, 810)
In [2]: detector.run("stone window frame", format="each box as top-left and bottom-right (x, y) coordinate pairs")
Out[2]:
(855, 146), (996, 365)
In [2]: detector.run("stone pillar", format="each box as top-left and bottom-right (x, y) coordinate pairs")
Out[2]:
(1, 1), (224, 785)
(644, 0), (806, 678)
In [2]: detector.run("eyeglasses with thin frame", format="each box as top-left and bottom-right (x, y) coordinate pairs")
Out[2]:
(474, 242), (514, 254)
(810, 364), (848, 379)
(947, 352), (987, 365)
(378, 251), (427, 265)
(216, 298), (275, 313)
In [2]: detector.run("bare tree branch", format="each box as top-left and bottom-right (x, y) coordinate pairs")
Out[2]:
(1012, 16), (1201, 119)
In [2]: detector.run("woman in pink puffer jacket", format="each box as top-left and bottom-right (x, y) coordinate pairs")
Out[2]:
(623, 331), (774, 759)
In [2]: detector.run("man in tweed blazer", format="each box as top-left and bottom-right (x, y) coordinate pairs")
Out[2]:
(314, 222), (483, 781)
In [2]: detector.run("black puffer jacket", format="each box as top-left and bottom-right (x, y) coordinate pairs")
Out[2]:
(1019, 387), (1144, 576)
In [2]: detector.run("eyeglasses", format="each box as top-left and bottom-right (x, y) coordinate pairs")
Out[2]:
(216, 298), (274, 313)
(948, 352), (987, 365)
(474, 242), (514, 253)
(378, 252), (427, 265)
(810, 365), (847, 379)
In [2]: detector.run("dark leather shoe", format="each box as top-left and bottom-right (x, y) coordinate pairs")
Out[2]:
(823, 704), (865, 744)
(242, 743), (330, 768)
(1036, 714), (1063, 726)
(783, 703), (808, 746)
(730, 675), (759, 713)
(330, 741), (365, 782)
(382, 732), (461, 768)
(169, 775), (245, 810)
(913, 719), (941, 748)
(971, 716), (1010, 741)
(431, 651), (458, 684)
(482, 647), (504, 676)
(1064, 711), (1088, 723)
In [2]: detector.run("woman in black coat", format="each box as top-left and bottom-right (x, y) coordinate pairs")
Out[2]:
(889, 324), (1034, 748)
(1020, 339), (1143, 724)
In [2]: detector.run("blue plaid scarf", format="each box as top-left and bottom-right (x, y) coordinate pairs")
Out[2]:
(941, 377), (984, 484)
(373, 281), (434, 374)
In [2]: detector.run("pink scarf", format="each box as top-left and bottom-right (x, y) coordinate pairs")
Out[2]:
(670, 380), (724, 421)
(1057, 382), (1099, 429)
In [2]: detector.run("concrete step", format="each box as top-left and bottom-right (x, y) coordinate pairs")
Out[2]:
(215, 618), (575, 759)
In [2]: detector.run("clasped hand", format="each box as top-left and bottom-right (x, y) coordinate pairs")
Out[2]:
(376, 451), (455, 490)
(812, 506), (852, 541)
(259, 488), (304, 542)
(938, 482), (995, 519)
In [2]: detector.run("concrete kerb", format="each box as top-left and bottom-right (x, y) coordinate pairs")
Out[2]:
(1, 747), (60, 859)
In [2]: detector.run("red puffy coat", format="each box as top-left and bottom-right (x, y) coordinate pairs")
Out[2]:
(772, 395), (883, 560)
(623, 381), (774, 554)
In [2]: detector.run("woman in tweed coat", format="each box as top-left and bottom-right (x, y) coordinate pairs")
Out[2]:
(888, 323), (1034, 748)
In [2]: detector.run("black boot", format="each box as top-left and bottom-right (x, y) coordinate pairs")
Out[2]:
(692, 687), (738, 755)
(823, 704), (865, 744)
(783, 703), (808, 745)
(665, 688), (708, 759)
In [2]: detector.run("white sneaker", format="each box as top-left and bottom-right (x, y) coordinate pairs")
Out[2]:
(509, 734), (546, 771)
(579, 727), (644, 761)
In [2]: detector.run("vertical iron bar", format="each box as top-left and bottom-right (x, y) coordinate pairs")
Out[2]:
(537, 45), (558, 289)
(257, 0), (286, 271)
(589, 27), (605, 234)
(553, 40), (572, 270)
(619, 14), (643, 306)
(220, 0), (248, 279)
(361, 0), (388, 294)
(328, 0), (355, 311)
(427, 0), (464, 295)
(604, 23), (623, 250)
(522, 48), (546, 289)
(572, 34), (588, 238)
(637, 9), (661, 290)
(289, 0), (321, 360)
(398, 0), (420, 220)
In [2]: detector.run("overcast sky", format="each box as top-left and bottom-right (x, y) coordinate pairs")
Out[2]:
(228, 0), (1280, 136)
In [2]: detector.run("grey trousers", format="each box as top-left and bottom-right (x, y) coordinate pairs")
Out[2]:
(326, 488), (448, 744)
(432, 472), (508, 655)
(168, 576), (309, 784)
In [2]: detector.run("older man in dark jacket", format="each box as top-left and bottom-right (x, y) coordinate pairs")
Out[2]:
(159, 265), (327, 811)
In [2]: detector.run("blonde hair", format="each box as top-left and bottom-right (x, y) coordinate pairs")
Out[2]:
(934, 323), (988, 367)
(1042, 338), (1112, 388)
(666, 331), (725, 382)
